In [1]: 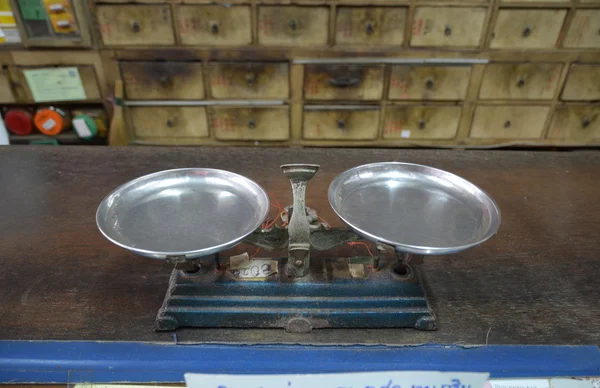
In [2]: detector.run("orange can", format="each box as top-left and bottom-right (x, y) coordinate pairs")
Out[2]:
(34, 106), (72, 136)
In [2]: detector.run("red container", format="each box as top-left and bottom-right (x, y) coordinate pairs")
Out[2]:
(4, 109), (34, 136)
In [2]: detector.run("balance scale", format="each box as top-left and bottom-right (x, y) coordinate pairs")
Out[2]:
(96, 163), (500, 333)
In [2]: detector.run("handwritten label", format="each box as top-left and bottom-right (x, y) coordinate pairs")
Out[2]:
(229, 252), (278, 280)
(401, 129), (411, 138)
(186, 371), (489, 388)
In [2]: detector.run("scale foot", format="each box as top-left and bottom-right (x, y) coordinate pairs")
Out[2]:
(155, 315), (179, 331)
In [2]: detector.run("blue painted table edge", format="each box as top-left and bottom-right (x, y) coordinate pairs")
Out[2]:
(0, 341), (598, 383)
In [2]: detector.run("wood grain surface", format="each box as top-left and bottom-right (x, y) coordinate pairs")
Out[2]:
(0, 147), (599, 345)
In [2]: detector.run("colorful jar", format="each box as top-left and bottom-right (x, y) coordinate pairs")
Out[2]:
(4, 109), (34, 136)
(34, 106), (71, 136)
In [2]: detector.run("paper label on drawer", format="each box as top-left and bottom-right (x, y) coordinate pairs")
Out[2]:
(23, 67), (86, 102)
(186, 371), (489, 388)
(401, 129), (411, 138)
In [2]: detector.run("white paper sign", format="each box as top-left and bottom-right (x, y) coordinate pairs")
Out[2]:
(489, 379), (550, 388)
(185, 371), (489, 388)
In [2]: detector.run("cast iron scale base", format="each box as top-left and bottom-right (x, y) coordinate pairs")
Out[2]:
(155, 164), (436, 333)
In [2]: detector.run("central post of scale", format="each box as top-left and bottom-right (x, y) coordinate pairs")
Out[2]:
(281, 164), (320, 278)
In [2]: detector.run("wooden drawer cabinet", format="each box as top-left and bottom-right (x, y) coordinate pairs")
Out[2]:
(547, 107), (600, 141)
(335, 7), (407, 46)
(490, 10), (566, 49)
(470, 106), (549, 139)
(410, 7), (487, 48)
(121, 62), (204, 100)
(258, 6), (329, 46)
(562, 65), (600, 101)
(175, 5), (252, 46)
(210, 107), (289, 141)
(384, 106), (461, 139)
(564, 10), (600, 49)
(97, 5), (175, 46)
(13, 66), (101, 103)
(208, 62), (289, 99)
(304, 65), (384, 101)
(303, 107), (379, 140)
(479, 64), (562, 100)
(389, 66), (471, 101)
(129, 107), (208, 140)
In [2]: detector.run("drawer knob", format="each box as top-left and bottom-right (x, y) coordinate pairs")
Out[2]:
(582, 118), (591, 128)
(517, 77), (525, 88)
(444, 25), (452, 37)
(211, 22), (219, 34)
(522, 25), (532, 38)
(504, 120), (512, 128)
(337, 119), (346, 130)
(166, 119), (175, 128)
(365, 22), (375, 35)
(425, 78), (434, 90)
(328, 75), (361, 88)
(159, 75), (170, 87)
(418, 119), (426, 130)
(245, 73), (256, 86)
(131, 21), (140, 33)
(288, 18), (298, 31)
(248, 119), (256, 130)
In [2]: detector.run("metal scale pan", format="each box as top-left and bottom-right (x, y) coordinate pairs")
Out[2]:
(96, 168), (269, 260)
(328, 162), (501, 255)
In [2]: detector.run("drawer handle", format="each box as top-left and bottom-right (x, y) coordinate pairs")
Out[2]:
(245, 73), (256, 86)
(288, 18), (298, 31)
(418, 119), (426, 130)
(425, 78), (434, 90)
(365, 22), (375, 35)
(328, 75), (361, 88)
(166, 119), (175, 128)
(211, 22), (219, 34)
(131, 21), (140, 33)
(517, 77), (525, 88)
(444, 25), (452, 37)
(504, 120), (511, 128)
(159, 75), (170, 87)
(522, 25), (532, 38)
(337, 119), (346, 130)
(582, 118), (591, 128)
(248, 119), (256, 130)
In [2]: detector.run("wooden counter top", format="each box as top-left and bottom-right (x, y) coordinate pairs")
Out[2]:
(0, 147), (598, 346)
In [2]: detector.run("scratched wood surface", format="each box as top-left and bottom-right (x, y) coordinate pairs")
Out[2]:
(0, 147), (599, 345)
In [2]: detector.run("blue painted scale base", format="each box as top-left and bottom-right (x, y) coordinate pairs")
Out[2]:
(155, 256), (436, 332)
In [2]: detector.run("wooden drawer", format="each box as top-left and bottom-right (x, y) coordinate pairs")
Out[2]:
(304, 65), (384, 101)
(410, 7), (486, 48)
(210, 107), (289, 141)
(121, 62), (204, 100)
(547, 107), (600, 141)
(209, 62), (289, 99)
(479, 64), (562, 100)
(384, 106), (461, 139)
(129, 107), (208, 139)
(14, 66), (101, 103)
(175, 5), (251, 46)
(258, 6), (329, 46)
(564, 10), (600, 49)
(389, 66), (471, 101)
(562, 65), (600, 101)
(470, 106), (549, 139)
(0, 69), (15, 104)
(490, 10), (566, 49)
(335, 7), (407, 46)
(97, 5), (175, 46)
(303, 107), (379, 140)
